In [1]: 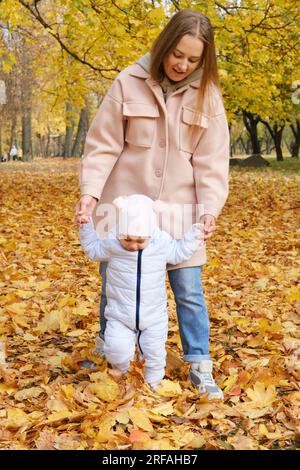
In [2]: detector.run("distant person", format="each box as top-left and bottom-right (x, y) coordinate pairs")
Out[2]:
(10, 145), (17, 161)
(1, 152), (8, 162)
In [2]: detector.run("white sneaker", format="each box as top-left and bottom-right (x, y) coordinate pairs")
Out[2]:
(148, 381), (161, 392)
(189, 360), (224, 400)
(93, 336), (105, 358)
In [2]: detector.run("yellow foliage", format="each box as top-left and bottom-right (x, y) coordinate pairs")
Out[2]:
(0, 160), (298, 450)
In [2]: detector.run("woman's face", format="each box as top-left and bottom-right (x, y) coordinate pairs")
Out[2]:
(163, 34), (204, 82)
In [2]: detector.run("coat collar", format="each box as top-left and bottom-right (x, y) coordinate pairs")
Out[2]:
(128, 64), (200, 89)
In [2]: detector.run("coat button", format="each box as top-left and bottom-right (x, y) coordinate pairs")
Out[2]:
(159, 139), (166, 148)
(155, 169), (162, 177)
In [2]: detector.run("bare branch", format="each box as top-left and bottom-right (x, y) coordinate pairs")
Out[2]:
(18, 0), (120, 77)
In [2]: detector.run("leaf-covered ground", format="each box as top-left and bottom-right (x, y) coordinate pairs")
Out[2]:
(0, 159), (299, 450)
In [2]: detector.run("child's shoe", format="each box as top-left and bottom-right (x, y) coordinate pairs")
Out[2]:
(189, 359), (224, 400)
(79, 336), (105, 370)
(93, 336), (105, 358)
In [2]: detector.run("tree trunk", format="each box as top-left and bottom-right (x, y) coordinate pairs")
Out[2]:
(261, 120), (285, 161)
(22, 110), (32, 161)
(37, 133), (46, 158)
(0, 124), (2, 158)
(290, 120), (300, 158)
(71, 106), (89, 157)
(242, 110), (261, 155)
(237, 135), (247, 154)
(57, 134), (64, 156)
(64, 102), (74, 158)
(274, 125), (284, 161)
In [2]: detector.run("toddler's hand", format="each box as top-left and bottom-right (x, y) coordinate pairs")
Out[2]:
(193, 223), (205, 241)
(78, 214), (90, 227)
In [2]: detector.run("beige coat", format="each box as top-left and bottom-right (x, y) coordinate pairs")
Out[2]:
(79, 63), (230, 268)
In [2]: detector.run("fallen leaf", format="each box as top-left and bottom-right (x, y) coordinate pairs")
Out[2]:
(128, 408), (154, 432)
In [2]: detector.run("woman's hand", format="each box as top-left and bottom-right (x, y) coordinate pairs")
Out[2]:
(199, 214), (216, 241)
(75, 195), (97, 228)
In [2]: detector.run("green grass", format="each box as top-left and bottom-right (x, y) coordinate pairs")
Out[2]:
(230, 154), (300, 175)
(264, 156), (300, 174)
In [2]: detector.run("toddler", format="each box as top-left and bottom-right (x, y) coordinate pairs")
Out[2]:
(79, 194), (203, 390)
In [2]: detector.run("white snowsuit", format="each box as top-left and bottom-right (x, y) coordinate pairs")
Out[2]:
(79, 220), (203, 386)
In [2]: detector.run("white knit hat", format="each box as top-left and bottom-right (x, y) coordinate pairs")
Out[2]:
(113, 194), (157, 239)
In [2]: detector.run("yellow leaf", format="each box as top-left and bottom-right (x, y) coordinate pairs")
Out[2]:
(88, 377), (119, 402)
(46, 398), (69, 413)
(228, 434), (257, 450)
(35, 280), (51, 291)
(5, 408), (31, 428)
(15, 290), (35, 299)
(15, 387), (43, 401)
(151, 438), (177, 450)
(96, 415), (116, 443)
(37, 310), (71, 334)
(66, 329), (85, 337)
(23, 333), (38, 342)
(6, 303), (26, 315)
(115, 410), (129, 425)
(245, 382), (277, 407)
(13, 315), (29, 328)
(147, 411), (169, 424)
(0, 383), (16, 395)
(254, 277), (269, 290)
(46, 411), (73, 423)
(128, 408), (154, 432)
(61, 384), (75, 399)
(189, 434), (205, 449)
(236, 403), (271, 419)
(285, 285), (300, 303)
(58, 296), (77, 308)
(258, 423), (283, 440)
(151, 402), (174, 416)
(73, 305), (89, 316)
(156, 379), (182, 397)
(171, 428), (195, 446)
(222, 375), (237, 393)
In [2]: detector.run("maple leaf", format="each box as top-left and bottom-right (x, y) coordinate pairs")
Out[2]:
(245, 382), (277, 408)
(88, 371), (120, 402)
(156, 379), (182, 397)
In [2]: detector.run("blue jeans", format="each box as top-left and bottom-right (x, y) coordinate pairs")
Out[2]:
(99, 262), (210, 362)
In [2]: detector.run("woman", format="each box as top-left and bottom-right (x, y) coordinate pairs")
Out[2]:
(76, 9), (229, 399)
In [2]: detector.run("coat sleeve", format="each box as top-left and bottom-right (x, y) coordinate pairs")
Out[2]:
(79, 219), (111, 261)
(192, 94), (230, 219)
(79, 77), (125, 200)
(164, 225), (204, 265)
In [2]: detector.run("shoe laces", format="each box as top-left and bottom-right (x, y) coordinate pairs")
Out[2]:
(200, 372), (216, 387)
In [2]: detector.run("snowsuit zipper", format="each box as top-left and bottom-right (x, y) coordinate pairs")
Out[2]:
(136, 249), (143, 354)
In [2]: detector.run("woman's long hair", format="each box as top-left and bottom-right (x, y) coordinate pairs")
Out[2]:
(150, 9), (220, 118)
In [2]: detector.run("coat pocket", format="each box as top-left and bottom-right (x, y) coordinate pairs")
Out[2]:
(123, 102), (159, 148)
(180, 106), (209, 154)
